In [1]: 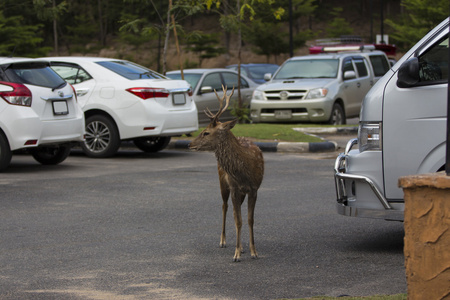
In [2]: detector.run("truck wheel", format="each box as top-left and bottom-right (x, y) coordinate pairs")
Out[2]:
(82, 115), (120, 158)
(31, 145), (71, 165)
(133, 136), (171, 153)
(329, 103), (346, 125)
(0, 132), (12, 171)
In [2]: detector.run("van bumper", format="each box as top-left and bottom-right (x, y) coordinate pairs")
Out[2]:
(334, 138), (404, 221)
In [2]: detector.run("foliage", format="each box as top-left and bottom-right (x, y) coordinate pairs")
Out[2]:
(385, 0), (449, 50)
(326, 7), (353, 38)
(0, 11), (50, 57)
(230, 101), (251, 124)
(185, 32), (226, 67)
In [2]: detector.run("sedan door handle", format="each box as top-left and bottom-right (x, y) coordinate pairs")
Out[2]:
(76, 88), (90, 97)
(357, 82), (361, 88)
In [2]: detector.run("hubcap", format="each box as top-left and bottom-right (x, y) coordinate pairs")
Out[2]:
(85, 121), (110, 153)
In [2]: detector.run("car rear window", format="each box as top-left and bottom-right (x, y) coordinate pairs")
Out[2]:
(3, 62), (67, 89)
(96, 61), (166, 80)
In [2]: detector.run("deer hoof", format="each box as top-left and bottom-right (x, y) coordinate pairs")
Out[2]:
(233, 257), (241, 262)
(219, 243), (226, 248)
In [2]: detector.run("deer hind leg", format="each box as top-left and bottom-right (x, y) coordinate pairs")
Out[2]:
(219, 179), (230, 248)
(248, 191), (258, 259)
(232, 192), (245, 262)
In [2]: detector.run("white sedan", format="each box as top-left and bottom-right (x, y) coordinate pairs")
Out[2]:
(43, 57), (198, 158)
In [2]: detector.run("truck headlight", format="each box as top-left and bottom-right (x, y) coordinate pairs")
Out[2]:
(252, 89), (265, 100)
(358, 122), (382, 152)
(305, 88), (328, 99)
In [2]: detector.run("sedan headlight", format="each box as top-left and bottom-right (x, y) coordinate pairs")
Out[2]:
(358, 122), (382, 152)
(305, 88), (328, 99)
(252, 89), (265, 100)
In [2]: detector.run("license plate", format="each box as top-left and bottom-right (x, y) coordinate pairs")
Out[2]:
(172, 93), (186, 105)
(52, 100), (68, 115)
(274, 110), (292, 119)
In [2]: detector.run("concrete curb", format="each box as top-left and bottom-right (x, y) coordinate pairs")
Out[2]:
(167, 140), (338, 153)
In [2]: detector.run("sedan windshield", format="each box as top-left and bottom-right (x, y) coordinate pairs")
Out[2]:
(96, 61), (166, 80)
(274, 59), (339, 79)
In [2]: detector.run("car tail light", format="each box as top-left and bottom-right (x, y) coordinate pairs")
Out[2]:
(0, 81), (32, 106)
(126, 87), (170, 100)
(69, 83), (78, 102)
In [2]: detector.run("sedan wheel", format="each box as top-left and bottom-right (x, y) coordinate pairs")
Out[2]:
(82, 115), (120, 158)
(133, 136), (171, 153)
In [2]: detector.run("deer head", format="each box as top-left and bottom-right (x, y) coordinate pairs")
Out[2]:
(189, 85), (236, 151)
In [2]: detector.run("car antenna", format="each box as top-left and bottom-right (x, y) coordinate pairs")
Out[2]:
(8, 46), (17, 58)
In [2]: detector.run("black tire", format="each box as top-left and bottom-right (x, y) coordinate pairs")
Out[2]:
(82, 115), (120, 158)
(0, 132), (12, 171)
(31, 145), (71, 165)
(328, 103), (346, 125)
(133, 136), (171, 153)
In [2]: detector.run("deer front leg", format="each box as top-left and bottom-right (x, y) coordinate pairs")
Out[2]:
(248, 191), (258, 259)
(219, 169), (230, 248)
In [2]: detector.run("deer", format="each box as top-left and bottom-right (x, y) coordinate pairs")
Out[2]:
(189, 85), (264, 262)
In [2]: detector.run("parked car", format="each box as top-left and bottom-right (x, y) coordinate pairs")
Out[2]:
(250, 50), (391, 125)
(166, 69), (258, 125)
(0, 57), (85, 171)
(225, 63), (279, 84)
(334, 17), (449, 221)
(42, 57), (198, 158)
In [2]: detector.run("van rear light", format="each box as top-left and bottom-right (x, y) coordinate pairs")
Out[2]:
(0, 81), (32, 106)
(126, 87), (170, 99)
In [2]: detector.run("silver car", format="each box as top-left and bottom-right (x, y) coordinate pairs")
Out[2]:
(166, 69), (258, 125)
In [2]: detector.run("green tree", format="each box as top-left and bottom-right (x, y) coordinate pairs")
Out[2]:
(185, 32), (226, 67)
(326, 7), (353, 38)
(385, 0), (449, 50)
(0, 11), (50, 57)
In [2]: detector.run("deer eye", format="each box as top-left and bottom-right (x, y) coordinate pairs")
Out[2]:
(202, 132), (210, 137)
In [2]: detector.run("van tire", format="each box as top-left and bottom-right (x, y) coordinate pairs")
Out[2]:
(0, 132), (12, 171)
(329, 103), (346, 125)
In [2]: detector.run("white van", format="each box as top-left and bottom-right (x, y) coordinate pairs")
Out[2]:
(334, 18), (449, 221)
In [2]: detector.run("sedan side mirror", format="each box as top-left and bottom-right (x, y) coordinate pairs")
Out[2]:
(200, 86), (213, 94)
(397, 57), (419, 88)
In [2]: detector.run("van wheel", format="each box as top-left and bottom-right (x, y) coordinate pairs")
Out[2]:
(0, 132), (12, 171)
(82, 115), (120, 158)
(31, 145), (71, 165)
(133, 136), (171, 153)
(329, 103), (346, 125)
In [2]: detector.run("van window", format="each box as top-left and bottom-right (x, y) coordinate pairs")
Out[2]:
(342, 58), (355, 73)
(418, 35), (449, 83)
(369, 55), (390, 77)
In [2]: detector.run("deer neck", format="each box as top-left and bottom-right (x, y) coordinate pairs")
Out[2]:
(214, 132), (247, 176)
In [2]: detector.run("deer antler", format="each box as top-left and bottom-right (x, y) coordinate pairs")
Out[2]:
(204, 85), (235, 123)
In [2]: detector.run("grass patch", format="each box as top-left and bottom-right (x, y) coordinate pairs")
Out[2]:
(284, 295), (407, 300)
(189, 123), (328, 143)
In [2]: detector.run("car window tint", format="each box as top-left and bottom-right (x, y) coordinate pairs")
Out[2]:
(96, 61), (166, 80)
(353, 58), (368, 77)
(51, 65), (92, 84)
(369, 55), (390, 77)
(418, 35), (449, 83)
(342, 59), (355, 73)
(222, 72), (248, 90)
(4, 63), (66, 89)
(275, 59), (338, 79)
(201, 73), (222, 92)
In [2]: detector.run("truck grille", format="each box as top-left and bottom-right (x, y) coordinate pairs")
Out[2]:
(264, 89), (307, 100)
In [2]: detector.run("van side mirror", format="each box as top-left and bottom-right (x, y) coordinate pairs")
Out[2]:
(343, 70), (356, 80)
(264, 73), (272, 81)
(397, 57), (419, 88)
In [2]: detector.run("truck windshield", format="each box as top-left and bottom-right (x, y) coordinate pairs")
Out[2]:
(274, 59), (339, 79)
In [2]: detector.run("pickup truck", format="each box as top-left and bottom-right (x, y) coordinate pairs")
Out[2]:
(250, 49), (390, 125)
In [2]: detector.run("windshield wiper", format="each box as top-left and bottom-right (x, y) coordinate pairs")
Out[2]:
(52, 81), (67, 91)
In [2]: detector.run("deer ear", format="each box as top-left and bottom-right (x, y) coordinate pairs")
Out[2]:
(223, 119), (238, 130)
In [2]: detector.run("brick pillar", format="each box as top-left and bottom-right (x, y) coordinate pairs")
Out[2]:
(399, 172), (450, 300)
